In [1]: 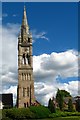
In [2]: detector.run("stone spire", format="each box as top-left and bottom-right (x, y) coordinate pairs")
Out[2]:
(21, 5), (29, 34)
(22, 5), (28, 26)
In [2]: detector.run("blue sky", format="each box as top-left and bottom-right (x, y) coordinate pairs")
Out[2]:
(2, 2), (79, 105)
(2, 2), (78, 55)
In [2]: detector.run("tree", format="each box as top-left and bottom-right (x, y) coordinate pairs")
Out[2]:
(48, 98), (51, 109)
(56, 89), (72, 111)
(56, 89), (64, 111)
(60, 90), (71, 97)
(68, 98), (73, 112)
(48, 98), (56, 113)
(76, 98), (80, 112)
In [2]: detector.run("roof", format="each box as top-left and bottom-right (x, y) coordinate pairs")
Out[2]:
(0, 93), (13, 107)
(64, 97), (76, 104)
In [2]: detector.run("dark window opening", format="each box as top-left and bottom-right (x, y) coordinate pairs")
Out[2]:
(23, 88), (25, 97)
(26, 54), (30, 65)
(24, 103), (26, 108)
(28, 38), (30, 42)
(27, 87), (29, 97)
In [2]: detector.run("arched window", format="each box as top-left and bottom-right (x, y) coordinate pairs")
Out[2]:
(26, 54), (30, 65)
(25, 74), (26, 80)
(24, 103), (26, 108)
(23, 53), (28, 64)
(28, 38), (30, 42)
(27, 73), (30, 80)
(23, 88), (25, 97)
(23, 54), (26, 64)
(27, 87), (29, 97)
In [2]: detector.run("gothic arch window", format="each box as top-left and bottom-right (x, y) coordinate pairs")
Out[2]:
(27, 73), (31, 80)
(25, 74), (26, 80)
(23, 88), (25, 97)
(26, 53), (30, 65)
(23, 54), (26, 64)
(26, 54), (29, 64)
(27, 87), (29, 97)
(27, 73), (29, 80)
(22, 73), (25, 80)
(27, 73), (28, 80)
(22, 53), (28, 64)
(30, 85), (31, 99)
(24, 103), (26, 108)
(28, 38), (30, 42)
(26, 74), (27, 80)
(30, 74), (32, 81)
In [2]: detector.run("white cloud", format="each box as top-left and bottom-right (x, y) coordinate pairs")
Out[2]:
(33, 50), (78, 81)
(34, 80), (79, 105)
(1, 23), (20, 88)
(0, 23), (79, 106)
(2, 80), (79, 105)
(31, 30), (49, 43)
(2, 23), (20, 67)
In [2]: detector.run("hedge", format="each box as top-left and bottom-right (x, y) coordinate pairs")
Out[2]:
(29, 106), (51, 118)
(2, 106), (51, 119)
(2, 108), (35, 119)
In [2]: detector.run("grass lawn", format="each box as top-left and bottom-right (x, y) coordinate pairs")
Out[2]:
(40, 116), (80, 120)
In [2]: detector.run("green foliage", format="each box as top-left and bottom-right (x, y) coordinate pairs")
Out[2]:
(56, 89), (64, 110)
(60, 90), (71, 97)
(2, 106), (80, 120)
(49, 111), (80, 118)
(48, 98), (56, 113)
(2, 106), (51, 119)
(2, 108), (35, 119)
(56, 89), (71, 111)
(0, 110), (2, 120)
(76, 98), (80, 112)
(68, 99), (73, 112)
(29, 106), (51, 118)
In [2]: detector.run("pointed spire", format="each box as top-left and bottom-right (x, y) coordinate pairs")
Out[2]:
(22, 5), (28, 26)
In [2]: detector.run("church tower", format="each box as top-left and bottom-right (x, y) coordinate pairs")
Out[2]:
(17, 6), (35, 108)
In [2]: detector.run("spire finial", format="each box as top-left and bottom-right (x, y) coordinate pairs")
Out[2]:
(21, 5), (29, 34)
(24, 4), (26, 11)
(22, 4), (28, 26)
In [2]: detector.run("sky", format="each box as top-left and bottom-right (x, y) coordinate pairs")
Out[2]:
(1, 0), (79, 2)
(1, 2), (79, 106)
